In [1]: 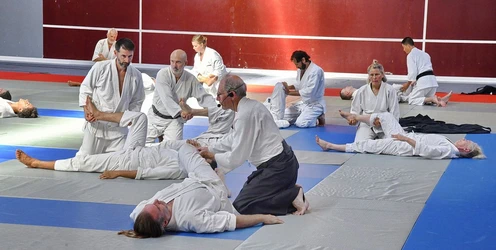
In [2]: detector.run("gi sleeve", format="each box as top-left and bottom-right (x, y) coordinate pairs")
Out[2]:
(413, 143), (453, 159)
(155, 70), (182, 116)
(212, 114), (256, 168)
(186, 211), (236, 233)
(210, 52), (226, 79)
(406, 52), (418, 82)
(136, 166), (186, 180)
(92, 39), (104, 61)
(79, 64), (101, 107)
(350, 89), (363, 115)
(387, 87), (400, 120)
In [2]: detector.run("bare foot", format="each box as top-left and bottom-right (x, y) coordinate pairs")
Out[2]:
(315, 135), (331, 151)
(317, 113), (326, 126)
(215, 168), (232, 198)
(15, 149), (37, 168)
(338, 110), (356, 122)
(292, 187), (310, 215)
(85, 96), (101, 119)
(179, 98), (192, 113)
(67, 80), (81, 87)
(440, 91), (452, 104)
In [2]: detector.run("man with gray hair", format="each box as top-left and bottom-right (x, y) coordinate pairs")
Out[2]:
(197, 75), (310, 216)
(93, 28), (118, 62)
(146, 49), (217, 143)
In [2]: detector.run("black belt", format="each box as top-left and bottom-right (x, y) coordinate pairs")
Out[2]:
(152, 105), (177, 119)
(416, 70), (434, 81)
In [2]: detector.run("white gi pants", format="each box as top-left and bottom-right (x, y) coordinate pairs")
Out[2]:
(55, 111), (147, 172)
(264, 82), (324, 128)
(146, 108), (184, 143)
(347, 113), (413, 156)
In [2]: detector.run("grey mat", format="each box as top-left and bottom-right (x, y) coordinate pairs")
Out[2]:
(0, 224), (243, 250)
(236, 198), (423, 250)
(0, 160), (176, 205)
(293, 150), (353, 165)
(309, 154), (450, 203)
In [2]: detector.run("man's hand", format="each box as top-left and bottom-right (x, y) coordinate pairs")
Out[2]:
(199, 147), (215, 161)
(372, 117), (381, 127)
(282, 82), (290, 95)
(181, 111), (193, 121)
(262, 215), (284, 225)
(99, 171), (119, 179)
(83, 105), (96, 122)
(186, 139), (201, 149)
(348, 118), (357, 126)
(400, 82), (411, 92)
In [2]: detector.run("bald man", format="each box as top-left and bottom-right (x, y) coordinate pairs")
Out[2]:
(146, 49), (217, 143)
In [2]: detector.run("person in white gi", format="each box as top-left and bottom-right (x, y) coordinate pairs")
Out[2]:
(78, 38), (145, 156)
(92, 28), (118, 62)
(197, 75), (310, 216)
(15, 97), (186, 180)
(263, 50), (326, 128)
(191, 35), (228, 97)
(0, 97), (38, 118)
(400, 37), (452, 106)
(117, 143), (283, 238)
(146, 49), (217, 143)
(348, 60), (400, 142)
(316, 111), (485, 159)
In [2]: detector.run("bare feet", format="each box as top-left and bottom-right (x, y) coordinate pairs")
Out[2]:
(317, 113), (326, 126)
(315, 135), (331, 151)
(338, 110), (357, 124)
(292, 186), (310, 215)
(67, 80), (81, 87)
(179, 98), (192, 113)
(15, 149), (37, 168)
(440, 91), (452, 105)
(85, 96), (100, 119)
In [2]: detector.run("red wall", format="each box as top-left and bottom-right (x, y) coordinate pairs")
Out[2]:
(43, 0), (496, 77)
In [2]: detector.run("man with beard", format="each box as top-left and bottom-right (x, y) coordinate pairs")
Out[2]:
(146, 49), (217, 143)
(263, 50), (326, 128)
(78, 38), (145, 156)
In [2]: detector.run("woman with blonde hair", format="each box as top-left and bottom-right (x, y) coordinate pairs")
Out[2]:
(317, 111), (485, 160)
(191, 35), (228, 97)
(347, 60), (400, 141)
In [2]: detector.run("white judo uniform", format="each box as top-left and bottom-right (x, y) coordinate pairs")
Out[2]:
(78, 59), (145, 156)
(0, 97), (16, 118)
(194, 106), (234, 147)
(403, 47), (439, 105)
(146, 67), (217, 142)
(92, 38), (116, 61)
(351, 82), (400, 141)
(130, 144), (236, 233)
(346, 112), (459, 159)
(191, 47), (228, 97)
(264, 62), (326, 128)
(54, 111), (187, 179)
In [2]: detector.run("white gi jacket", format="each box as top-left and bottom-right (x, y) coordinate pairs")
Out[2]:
(151, 67), (216, 119)
(92, 38), (116, 61)
(294, 62), (326, 109)
(0, 97), (16, 118)
(79, 59), (145, 139)
(191, 47), (228, 96)
(209, 97), (284, 168)
(407, 47), (438, 90)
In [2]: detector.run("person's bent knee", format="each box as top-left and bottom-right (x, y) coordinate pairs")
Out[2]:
(295, 119), (315, 128)
(273, 82), (286, 93)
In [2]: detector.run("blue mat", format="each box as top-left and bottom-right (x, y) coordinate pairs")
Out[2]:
(37, 108), (84, 118)
(403, 134), (496, 250)
(0, 145), (77, 160)
(284, 124), (356, 151)
(183, 125), (209, 139)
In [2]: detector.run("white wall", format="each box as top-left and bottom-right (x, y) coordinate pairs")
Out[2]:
(0, 0), (43, 57)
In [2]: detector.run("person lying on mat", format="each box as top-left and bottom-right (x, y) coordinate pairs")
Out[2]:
(15, 96), (187, 180)
(316, 111), (485, 160)
(0, 96), (38, 118)
(119, 143), (283, 238)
